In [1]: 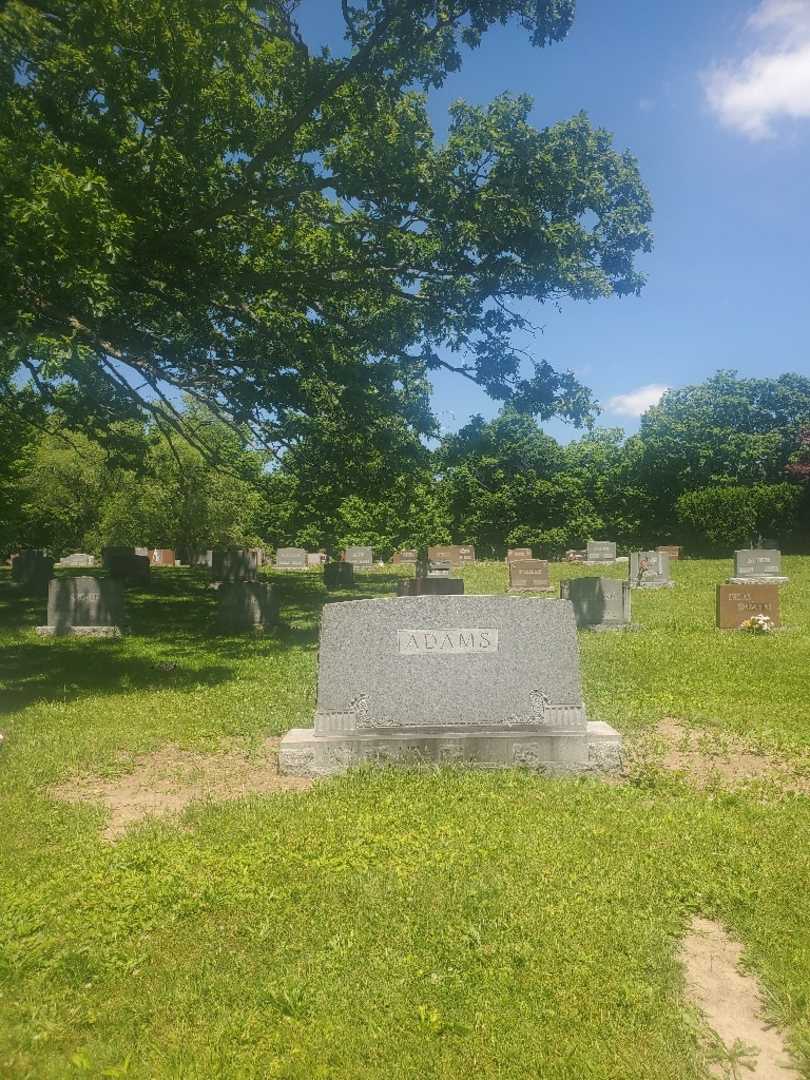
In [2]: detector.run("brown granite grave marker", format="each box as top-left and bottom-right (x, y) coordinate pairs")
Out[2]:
(716, 584), (780, 629)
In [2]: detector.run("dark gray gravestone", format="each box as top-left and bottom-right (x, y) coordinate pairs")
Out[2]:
(37, 576), (126, 636)
(397, 577), (465, 596)
(216, 582), (279, 633)
(211, 548), (259, 582)
(560, 577), (631, 629)
(279, 595), (620, 776)
(629, 551), (673, 589)
(324, 562), (354, 589)
(730, 549), (788, 584)
(585, 541), (617, 565)
(275, 547), (308, 569)
(343, 546), (373, 566)
(508, 560), (552, 593)
(102, 546), (135, 569)
(11, 550), (54, 593)
(189, 548), (213, 568)
(108, 554), (150, 582)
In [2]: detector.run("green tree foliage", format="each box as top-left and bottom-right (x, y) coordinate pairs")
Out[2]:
(1, 0), (652, 458)
(676, 483), (802, 551)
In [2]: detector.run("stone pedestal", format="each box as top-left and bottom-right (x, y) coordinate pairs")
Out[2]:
(279, 596), (621, 777)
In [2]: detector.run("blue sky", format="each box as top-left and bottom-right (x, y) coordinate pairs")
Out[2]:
(297, 0), (810, 441)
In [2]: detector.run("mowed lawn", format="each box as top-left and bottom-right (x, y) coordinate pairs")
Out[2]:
(0, 559), (809, 1078)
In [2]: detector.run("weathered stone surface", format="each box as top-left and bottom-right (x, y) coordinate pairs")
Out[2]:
(279, 595), (621, 776)
(307, 552), (328, 567)
(657, 545), (682, 560)
(392, 549), (419, 564)
(37, 576), (126, 636)
(629, 551), (673, 589)
(216, 581), (279, 633)
(730, 549), (788, 584)
(324, 562), (354, 589)
(506, 547), (533, 563)
(275, 547), (308, 569)
(397, 577), (464, 596)
(508, 559), (552, 592)
(427, 544), (476, 566)
(108, 554), (150, 582)
(149, 548), (175, 566)
(11, 550), (54, 592)
(585, 541), (617, 564)
(211, 548), (259, 582)
(343, 546), (373, 566)
(55, 553), (96, 568)
(560, 577), (631, 629)
(717, 584), (780, 628)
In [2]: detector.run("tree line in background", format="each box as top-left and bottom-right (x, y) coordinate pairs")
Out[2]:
(2, 371), (809, 561)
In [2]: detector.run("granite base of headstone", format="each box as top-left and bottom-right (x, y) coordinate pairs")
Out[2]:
(108, 554), (150, 582)
(212, 547), (259, 582)
(560, 577), (632, 630)
(279, 595), (621, 777)
(36, 576), (126, 636)
(275, 547), (308, 570)
(55, 553), (96, 568)
(397, 577), (464, 596)
(585, 541), (617, 566)
(717, 584), (780, 628)
(324, 562), (354, 589)
(629, 551), (674, 589)
(508, 559), (553, 593)
(216, 581), (279, 633)
(728, 549), (788, 585)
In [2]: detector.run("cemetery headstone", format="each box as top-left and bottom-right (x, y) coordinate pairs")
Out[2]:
(343, 546), (373, 567)
(188, 548), (213, 568)
(108, 553), (150, 582)
(10, 550), (54, 593)
(397, 577), (465, 596)
(275, 547), (308, 570)
(216, 581), (279, 633)
(506, 547), (533, 563)
(211, 547), (259, 582)
(279, 595), (621, 776)
(729, 549), (788, 585)
(656, 545), (682, 560)
(585, 541), (617, 565)
(55, 553), (96, 568)
(560, 577), (631, 630)
(717, 584), (780, 629)
(427, 545), (476, 566)
(508, 559), (553, 593)
(392, 550), (419, 565)
(135, 547), (149, 557)
(102, 546), (134, 569)
(307, 552), (328, 567)
(324, 561), (354, 589)
(149, 548), (175, 566)
(629, 551), (674, 589)
(565, 549), (586, 562)
(37, 576), (126, 636)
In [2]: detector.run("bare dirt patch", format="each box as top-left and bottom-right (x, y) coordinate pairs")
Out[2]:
(681, 916), (799, 1079)
(51, 737), (313, 840)
(620, 719), (810, 794)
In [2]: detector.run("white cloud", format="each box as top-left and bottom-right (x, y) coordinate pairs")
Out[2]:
(704, 0), (810, 138)
(606, 384), (668, 418)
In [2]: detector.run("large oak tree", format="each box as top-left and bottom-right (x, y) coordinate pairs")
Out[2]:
(1, 0), (653, 462)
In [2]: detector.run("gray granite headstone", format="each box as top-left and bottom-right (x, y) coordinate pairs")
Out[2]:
(275, 547), (308, 569)
(560, 577), (631, 629)
(324, 562), (354, 589)
(585, 541), (617, 564)
(211, 548), (259, 582)
(37, 576), (126, 636)
(216, 582), (279, 633)
(108, 553), (150, 582)
(397, 577), (464, 596)
(55, 553), (96, 568)
(279, 596), (621, 776)
(731, 549), (787, 584)
(343, 546), (373, 566)
(629, 551), (673, 589)
(508, 559), (552, 592)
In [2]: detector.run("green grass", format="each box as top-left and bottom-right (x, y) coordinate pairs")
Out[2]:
(1, 560), (809, 1078)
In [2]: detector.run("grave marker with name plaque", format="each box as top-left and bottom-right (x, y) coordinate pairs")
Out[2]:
(506, 547), (533, 563)
(729, 549), (788, 585)
(560, 577), (631, 629)
(657, 545), (682, 560)
(392, 550), (419, 565)
(629, 551), (674, 589)
(279, 595), (621, 776)
(717, 584), (780, 628)
(508, 559), (553, 593)
(427, 545), (476, 566)
(275, 547), (308, 569)
(585, 541), (617, 565)
(343, 546), (373, 567)
(37, 576), (126, 636)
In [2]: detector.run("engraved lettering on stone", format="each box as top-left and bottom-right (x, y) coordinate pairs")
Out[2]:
(397, 628), (499, 655)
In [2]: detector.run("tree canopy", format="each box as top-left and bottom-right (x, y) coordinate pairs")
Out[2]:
(1, 0), (652, 459)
